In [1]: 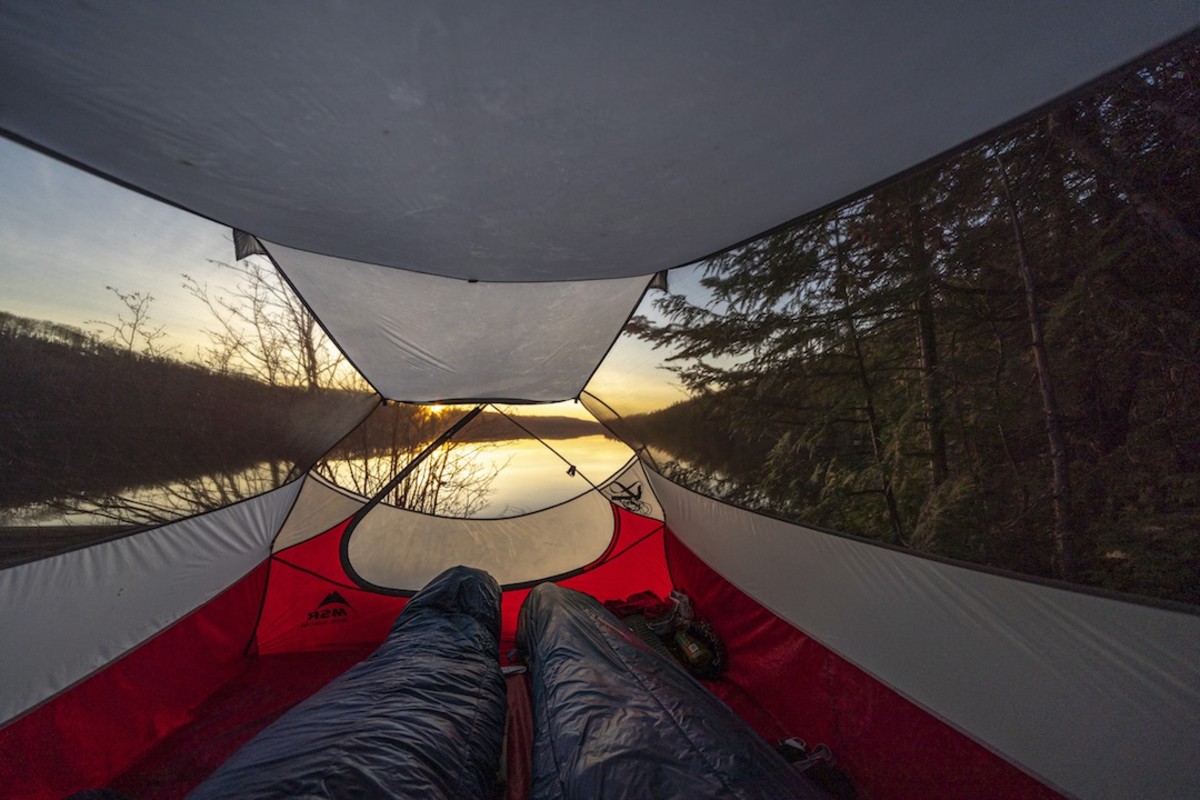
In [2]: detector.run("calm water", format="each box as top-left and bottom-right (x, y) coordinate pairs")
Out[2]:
(1, 435), (635, 527)
(320, 434), (634, 517)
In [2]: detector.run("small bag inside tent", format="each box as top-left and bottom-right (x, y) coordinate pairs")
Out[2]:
(2, 6), (1200, 800)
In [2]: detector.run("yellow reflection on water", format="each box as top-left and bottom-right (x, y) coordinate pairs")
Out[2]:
(323, 433), (633, 518)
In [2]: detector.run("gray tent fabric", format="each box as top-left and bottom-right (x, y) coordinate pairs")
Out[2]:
(267, 241), (649, 401)
(0, 482), (303, 727)
(650, 471), (1200, 800)
(2, 4), (1196, 281)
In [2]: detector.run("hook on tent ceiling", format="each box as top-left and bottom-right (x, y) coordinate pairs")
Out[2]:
(233, 229), (268, 261)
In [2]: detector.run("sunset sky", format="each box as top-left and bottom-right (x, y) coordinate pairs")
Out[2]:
(1, 137), (696, 418)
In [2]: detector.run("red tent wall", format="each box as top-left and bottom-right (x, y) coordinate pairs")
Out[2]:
(0, 502), (671, 799)
(0, 563), (270, 800)
(253, 504), (670, 658)
(664, 531), (1063, 800)
(1, 502), (1065, 800)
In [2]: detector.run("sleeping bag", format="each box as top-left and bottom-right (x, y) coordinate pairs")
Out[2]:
(188, 565), (507, 799)
(517, 582), (829, 800)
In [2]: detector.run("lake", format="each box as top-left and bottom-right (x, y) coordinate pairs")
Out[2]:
(0, 434), (637, 529)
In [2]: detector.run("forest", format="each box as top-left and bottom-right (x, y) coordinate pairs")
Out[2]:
(0, 307), (611, 558)
(625, 38), (1200, 606)
(0, 312), (373, 522)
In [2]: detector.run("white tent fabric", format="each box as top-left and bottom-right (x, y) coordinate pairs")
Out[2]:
(272, 474), (368, 553)
(273, 466), (661, 593)
(1, 4), (1195, 281)
(268, 242), (648, 401)
(597, 460), (665, 521)
(345, 482), (618, 591)
(650, 471), (1200, 800)
(0, 482), (302, 726)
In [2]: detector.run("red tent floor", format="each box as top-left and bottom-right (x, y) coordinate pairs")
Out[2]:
(103, 648), (803, 799)
(3, 526), (1065, 800)
(110, 649), (370, 799)
(106, 532), (1063, 800)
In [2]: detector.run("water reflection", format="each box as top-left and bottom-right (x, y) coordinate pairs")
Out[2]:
(0, 460), (298, 529)
(467, 434), (633, 516)
(318, 434), (634, 518)
(0, 435), (636, 535)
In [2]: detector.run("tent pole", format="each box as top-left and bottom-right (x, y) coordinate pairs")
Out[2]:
(352, 404), (485, 520)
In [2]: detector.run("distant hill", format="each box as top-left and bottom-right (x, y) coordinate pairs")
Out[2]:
(0, 310), (372, 511)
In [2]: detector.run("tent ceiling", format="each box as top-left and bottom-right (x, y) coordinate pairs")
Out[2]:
(268, 241), (648, 401)
(1, 5), (1196, 282)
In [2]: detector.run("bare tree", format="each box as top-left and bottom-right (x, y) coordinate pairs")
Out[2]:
(315, 406), (505, 517)
(39, 460), (296, 528)
(184, 257), (365, 391)
(88, 286), (175, 358)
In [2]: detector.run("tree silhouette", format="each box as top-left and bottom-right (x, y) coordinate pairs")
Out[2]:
(184, 256), (365, 391)
(87, 285), (175, 358)
(314, 405), (505, 518)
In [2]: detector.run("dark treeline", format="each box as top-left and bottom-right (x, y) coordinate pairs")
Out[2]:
(1, 306), (611, 536)
(627, 39), (1200, 605)
(315, 403), (493, 516)
(482, 411), (612, 442)
(0, 311), (374, 515)
(318, 404), (610, 461)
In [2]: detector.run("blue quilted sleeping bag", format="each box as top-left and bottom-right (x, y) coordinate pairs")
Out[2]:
(188, 565), (507, 800)
(518, 582), (829, 800)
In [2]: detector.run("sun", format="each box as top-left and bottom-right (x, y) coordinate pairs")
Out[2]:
(427, 404), (445, 414)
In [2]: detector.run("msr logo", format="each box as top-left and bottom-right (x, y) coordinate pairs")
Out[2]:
(302, 591), (353, 627)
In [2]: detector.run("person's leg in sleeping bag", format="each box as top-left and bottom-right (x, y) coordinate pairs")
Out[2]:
(189, 566), (507, 800)
(518, 582), (829, 800)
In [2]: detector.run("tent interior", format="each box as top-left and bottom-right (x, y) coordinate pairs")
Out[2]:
(2, 5), (1200, 799)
